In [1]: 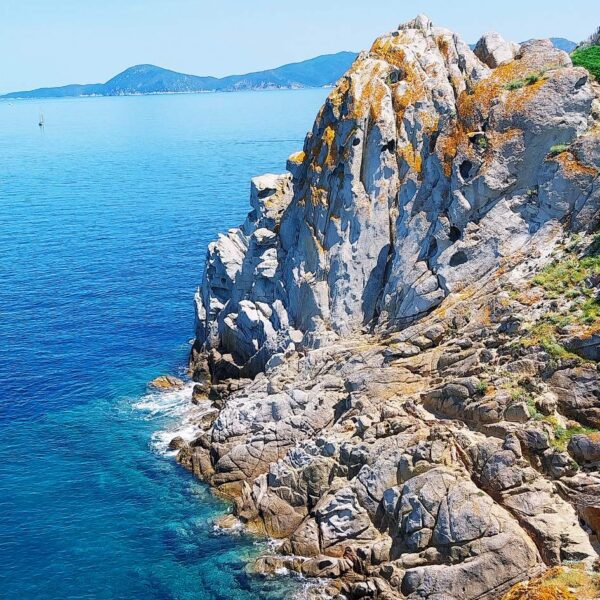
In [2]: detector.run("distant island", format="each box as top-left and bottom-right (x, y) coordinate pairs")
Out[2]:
(1, 52), (358, 99)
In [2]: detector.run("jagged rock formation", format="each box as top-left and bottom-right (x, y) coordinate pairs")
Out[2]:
(183, 15), (600, 600)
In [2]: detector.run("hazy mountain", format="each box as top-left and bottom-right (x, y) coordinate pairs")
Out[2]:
(547, 37), (577, 52)
(1, 52), (359, 99)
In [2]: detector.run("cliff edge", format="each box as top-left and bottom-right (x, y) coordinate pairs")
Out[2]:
(182, 15), (600, 600)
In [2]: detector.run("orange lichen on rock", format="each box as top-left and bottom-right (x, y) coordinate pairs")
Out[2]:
(398, 142), (422, 175)
(350, 70), (388, 121)
(436, 35), (451, 61)
(437, 122), (465, 177)
(504, 77), (547, 113)
(585, 123), (600, 137)
(327, 75), (352, 118)
(458, 59), (548, 130)
(554, 151), (599, 178)
(502, 567), (600, 600)
(420, 110), (440, 134)
(370, 35), (409, 69)
(288, 150), (306, 165)
(309, 183), (329, 207)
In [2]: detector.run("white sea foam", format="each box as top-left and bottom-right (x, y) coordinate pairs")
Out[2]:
(132, 380), (210, 455)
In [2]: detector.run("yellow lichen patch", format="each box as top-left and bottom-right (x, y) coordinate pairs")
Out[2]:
(504, 77), (547, 113)
(288, 150), (306, 165)
(419, 111), (440, 135)
(327, 75), (352, 118)
(512, 289), (544, 306)
(351, 69), (388, 121)
(392, 63), (426, 120)
(585, 123), (600, 137)
(436, 35), (451, 61)
(501, 566), (600, 600)
(321, 125), (338, 168)
(370, 36), (408, 69)
(459, 58), (554, 129)
(554, 151), (599, 178)
(322, 124), (335, 146)
(368, 35), (429, 126)
(308, 223), (326, 254)
(437, 124), (466, 177)
(309, 183), (329, 207)
(398, 142), (422, 175)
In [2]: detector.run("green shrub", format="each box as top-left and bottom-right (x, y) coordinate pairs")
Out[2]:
(551, 422), (598, 451)
(548, 144), (569, 157)
(505, 79), (526, 90)
(505, 71), (543, 90)
(571, 45), (600, 80)
(475, 380), (489, 395)
(523, 72), (541, 85)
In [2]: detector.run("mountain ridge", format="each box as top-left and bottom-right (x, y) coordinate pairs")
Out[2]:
(1, 52), (358, 99)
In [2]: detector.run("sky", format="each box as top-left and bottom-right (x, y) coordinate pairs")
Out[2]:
(1, 0), (598, 94)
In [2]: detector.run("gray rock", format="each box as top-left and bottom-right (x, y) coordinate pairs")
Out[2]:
(504, 402), (530, 423)
(568, 434), (600, 463)
(474, 32), (519, 68)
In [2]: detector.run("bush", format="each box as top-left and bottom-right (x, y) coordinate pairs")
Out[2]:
(548, 144), (569, 157)
(571, 45), (600, 80)
(505, 71), (543, 90)
(475, 380), (489, 395)
(505, 79), (526, 90)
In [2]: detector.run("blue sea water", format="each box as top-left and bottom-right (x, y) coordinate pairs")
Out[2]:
(0, 89), (328, 599)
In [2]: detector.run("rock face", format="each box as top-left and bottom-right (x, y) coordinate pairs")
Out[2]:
(184, 15), (600, 600)
(474, 32), (520, 68)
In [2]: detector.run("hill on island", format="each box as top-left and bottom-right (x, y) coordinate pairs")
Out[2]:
(1, 52), (359, 99)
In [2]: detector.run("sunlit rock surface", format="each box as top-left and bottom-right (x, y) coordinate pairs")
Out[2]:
(186, 14), (600, 600)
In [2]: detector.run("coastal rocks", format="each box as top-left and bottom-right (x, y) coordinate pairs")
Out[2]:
(192, 173), (295, 378)
(149, 374), (184, 390)
(549, 368), (600, 428)
(183, 13), (600, 600)
(568, 434), (600, 464)
(474, 32), (520, 68)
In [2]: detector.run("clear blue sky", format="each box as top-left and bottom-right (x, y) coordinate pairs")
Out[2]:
(1, 0), (597, 94)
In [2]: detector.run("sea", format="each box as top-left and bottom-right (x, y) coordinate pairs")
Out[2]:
(0, 88), (328, 599)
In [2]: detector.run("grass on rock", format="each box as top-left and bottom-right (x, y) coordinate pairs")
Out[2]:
(571, 45), (600, 80)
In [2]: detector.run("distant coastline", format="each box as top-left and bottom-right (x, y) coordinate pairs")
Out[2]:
(1, 52), (358, 100)
(0, 86), (337, 102)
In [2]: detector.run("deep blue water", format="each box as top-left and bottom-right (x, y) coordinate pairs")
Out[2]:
(0, 90), (327, 599)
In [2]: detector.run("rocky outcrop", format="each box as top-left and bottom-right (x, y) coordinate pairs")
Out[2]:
(192, 16), (598, 382)
(184, 15), (600, 600)
(474, 33), (519, 68)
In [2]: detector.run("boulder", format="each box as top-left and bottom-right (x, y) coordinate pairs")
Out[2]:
(568, 434), (600, 463)
(474, 32), (519, 68)
(150, 375), (184, 390)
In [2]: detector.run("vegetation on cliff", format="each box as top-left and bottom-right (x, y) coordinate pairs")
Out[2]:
(572, 45), (600, 80)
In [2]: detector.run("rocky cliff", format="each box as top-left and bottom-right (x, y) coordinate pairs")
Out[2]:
(181, 15), (600, 600)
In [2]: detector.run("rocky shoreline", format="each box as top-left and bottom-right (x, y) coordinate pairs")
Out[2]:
(170, 15), (599, 600)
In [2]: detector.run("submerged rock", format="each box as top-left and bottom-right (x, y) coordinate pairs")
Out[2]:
(149, 375), (185, 390)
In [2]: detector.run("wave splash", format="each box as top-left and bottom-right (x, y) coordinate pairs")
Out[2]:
(132, 380), (210, 456)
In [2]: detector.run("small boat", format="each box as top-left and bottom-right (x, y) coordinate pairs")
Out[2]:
(38, 112), (44, 128)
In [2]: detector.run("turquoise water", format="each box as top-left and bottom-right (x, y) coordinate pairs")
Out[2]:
(0, 90), (327, 599)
